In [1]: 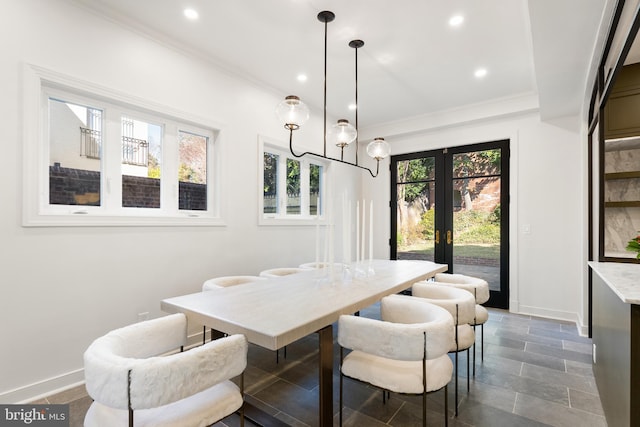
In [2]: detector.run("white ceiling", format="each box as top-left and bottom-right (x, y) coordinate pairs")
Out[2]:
(72, 0), (608, 128)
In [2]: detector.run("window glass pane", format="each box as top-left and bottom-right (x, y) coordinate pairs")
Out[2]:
(48, 97), (102, 206)
(286, 158), (300, 214)
(178, 130), (208, 211)
(310, 163), (322, 215)
(121, 116), (162, 208)
(263, 152), (278, 214)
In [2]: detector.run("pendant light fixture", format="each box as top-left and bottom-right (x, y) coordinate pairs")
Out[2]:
(275, 10), (390, 178)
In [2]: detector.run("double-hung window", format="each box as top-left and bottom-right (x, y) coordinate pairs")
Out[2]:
(260, 136), (327, 225)
(23, 65), (222, 226)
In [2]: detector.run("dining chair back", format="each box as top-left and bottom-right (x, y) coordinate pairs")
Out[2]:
(338, 294), (455, 427)
(202, 275), (265, 291)
(411, 281), (476, 416)
(83, 313), (247, 427)
(259, 267), (307, 277)
(434, 272), (490, 371)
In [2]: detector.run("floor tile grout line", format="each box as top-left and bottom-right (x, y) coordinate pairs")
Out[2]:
(36, 308), (604, 427)
(387, 400), (404, 426)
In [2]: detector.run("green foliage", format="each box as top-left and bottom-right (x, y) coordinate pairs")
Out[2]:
(398, 207), (500, 254)
(263, 153), (278, 195)
(310, 164), (321, 193)
(419, 208), (435, 239)
(489, 203), (501, 224)
(627, 234), (640, 259)
(147, 167), (160, 179)
(453, 210), (500, 244)
(147, 153), (161, 178)
(286, 158), (300, 195)
(453, 149), (501, 177)
(178, 163), (203, 183)
(397, 158), (435, 204)
(456, 223), (500, 244)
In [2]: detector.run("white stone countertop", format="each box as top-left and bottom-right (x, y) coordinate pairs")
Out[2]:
(589, 261), (640, 304)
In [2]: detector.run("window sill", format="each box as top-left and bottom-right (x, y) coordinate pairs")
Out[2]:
(22, 212), (226, 227)
(259, 215), (326, 227)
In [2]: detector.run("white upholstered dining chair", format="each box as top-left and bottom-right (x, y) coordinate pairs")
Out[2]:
(433, 272), (490, 372)
(202, 275), (266, 291)
(298, 261), (344, 269)
(338, 294), (455, 427)
(83, 313), (247, 427)
(411, 282), (476, 416)
(259, 267), (308, 277)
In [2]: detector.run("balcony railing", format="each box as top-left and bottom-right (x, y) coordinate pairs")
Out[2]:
(79, 128), (148, 167)
(80, 127), (101, 159)
(122, 136), (148, 166)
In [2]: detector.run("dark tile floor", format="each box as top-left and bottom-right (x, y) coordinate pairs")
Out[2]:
(36, 307), (606, 427)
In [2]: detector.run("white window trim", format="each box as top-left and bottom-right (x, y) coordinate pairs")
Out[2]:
(22, 63), (226, 227)
(258, 135), (329, 226)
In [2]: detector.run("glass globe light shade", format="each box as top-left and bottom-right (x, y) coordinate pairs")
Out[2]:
(366, 137), (391, 160)
(275, 95), (309, 129)
(328, 119), (357, 148)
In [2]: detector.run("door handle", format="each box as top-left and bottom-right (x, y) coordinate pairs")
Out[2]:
(435, 230), (440, 244)
(447, 230), (452, 245)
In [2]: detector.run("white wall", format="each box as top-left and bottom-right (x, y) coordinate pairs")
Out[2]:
(0, 0), (360, 402)
(0, 0), (593, 403)
(361, 104), (587, 330)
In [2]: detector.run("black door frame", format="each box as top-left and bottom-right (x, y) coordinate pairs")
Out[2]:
(390, 139), (510, 308)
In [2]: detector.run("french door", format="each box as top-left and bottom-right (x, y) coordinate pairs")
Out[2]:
(391, 140), (509, 308)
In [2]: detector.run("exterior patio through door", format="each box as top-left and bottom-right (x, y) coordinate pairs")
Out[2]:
(390, 140), (510, 308)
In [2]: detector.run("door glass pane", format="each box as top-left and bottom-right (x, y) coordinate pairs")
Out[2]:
(48, 97), (102, 206)
(287, 158), (300, 214)
(121, 116), (162, 208)
(310, 163), (322, 216)
(396, 157), (437, 261)
(263, 153), (278, 214)
(398, 157), (436, 181)
(452, 149), (501, 291)
(178, 130), (208, 211)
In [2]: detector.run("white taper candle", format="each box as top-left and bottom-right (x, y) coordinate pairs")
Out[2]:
(361, 198), (365, 263)
(369, 200), (373, 262)
(355, 201), (360, 264)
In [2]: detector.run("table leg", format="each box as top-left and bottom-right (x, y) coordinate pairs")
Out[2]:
(318, 324), (333, 427)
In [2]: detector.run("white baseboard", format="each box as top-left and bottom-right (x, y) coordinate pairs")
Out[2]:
(515, 304), (583, 333)
(0, 370), (85, 404)
(0, 329), (208, 404)
(575, 312), (589, 337)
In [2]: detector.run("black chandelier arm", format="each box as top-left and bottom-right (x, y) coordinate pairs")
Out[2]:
(288, 127), (310, 159)
(371, 160), (380, 178)
(288, 127), (380, 177)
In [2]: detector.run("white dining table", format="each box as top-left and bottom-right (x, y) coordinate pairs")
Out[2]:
(161, 259), (447, 426)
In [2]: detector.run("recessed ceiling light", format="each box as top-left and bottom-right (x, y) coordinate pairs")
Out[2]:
(184, 8), (199, 20)
(449, 15), (464, 27)
(297, 74), (308, 82)
(474, 68), (488, 78)
(348, 103), (357, 110)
